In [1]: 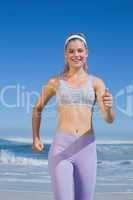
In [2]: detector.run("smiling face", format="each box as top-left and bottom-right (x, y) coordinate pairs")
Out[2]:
(64, 39), (88, 70)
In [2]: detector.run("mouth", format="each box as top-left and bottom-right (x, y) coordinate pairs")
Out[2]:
(72, 59), (81, 63)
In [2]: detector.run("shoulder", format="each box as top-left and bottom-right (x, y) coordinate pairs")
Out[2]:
(45, 75), (60, 93)
(91, 74), (105, 88)
(47, 75), (60, 85)
(91, 74), (106, 96)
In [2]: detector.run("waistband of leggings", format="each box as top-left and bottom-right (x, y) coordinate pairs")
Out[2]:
(54, 130), (96, 142)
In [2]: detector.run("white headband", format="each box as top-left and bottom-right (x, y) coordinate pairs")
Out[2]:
(64, 35), (87, 48)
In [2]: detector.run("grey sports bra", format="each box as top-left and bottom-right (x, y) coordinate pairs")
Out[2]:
(56, 74), (96, 109)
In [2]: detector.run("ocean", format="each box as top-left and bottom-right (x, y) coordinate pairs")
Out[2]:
(0, 137), (133, 193)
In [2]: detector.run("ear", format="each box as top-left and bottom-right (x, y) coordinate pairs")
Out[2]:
(64, 51), (67, 60)
(85, 48), (89, 58)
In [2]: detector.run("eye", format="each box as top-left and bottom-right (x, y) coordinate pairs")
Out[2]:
(68, 49), (74, 53)
(78, 49), (84, 53)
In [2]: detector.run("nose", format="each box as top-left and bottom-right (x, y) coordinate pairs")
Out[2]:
(73, 50), (79, 57)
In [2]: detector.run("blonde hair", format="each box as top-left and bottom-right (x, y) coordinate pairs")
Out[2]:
(60, 32), (88, 78)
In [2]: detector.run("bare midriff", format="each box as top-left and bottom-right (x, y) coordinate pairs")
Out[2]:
(56, 105), (94, 136)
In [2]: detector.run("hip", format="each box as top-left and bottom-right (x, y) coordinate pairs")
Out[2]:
(48, 130), (96, 158)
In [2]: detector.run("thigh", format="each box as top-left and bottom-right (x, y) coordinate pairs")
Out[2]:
(51, 160), (75, 200)
(73, 141), (97, 200)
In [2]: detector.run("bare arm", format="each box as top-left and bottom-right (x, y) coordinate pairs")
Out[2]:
(32, 76), (59, 151)
(93, 76), (115, 123)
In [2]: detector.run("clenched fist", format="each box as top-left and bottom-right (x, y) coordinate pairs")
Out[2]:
(32, 138), (44, 152)
(102, 88), (113, 111)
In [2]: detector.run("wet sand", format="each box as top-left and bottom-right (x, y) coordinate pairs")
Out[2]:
(0, 191), (133, 200)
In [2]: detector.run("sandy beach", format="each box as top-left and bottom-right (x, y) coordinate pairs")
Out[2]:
(0, 191), (133, 200)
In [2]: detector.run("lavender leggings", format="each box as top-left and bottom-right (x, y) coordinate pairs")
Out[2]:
(48, 131), (97, 200)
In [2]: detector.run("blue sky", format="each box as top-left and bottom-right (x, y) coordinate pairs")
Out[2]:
(0, 0), (133, 140)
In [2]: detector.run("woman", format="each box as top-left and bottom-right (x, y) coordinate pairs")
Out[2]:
(32, 33), (115, 200)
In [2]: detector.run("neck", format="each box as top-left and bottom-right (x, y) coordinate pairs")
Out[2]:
(67, 66), (86, 79)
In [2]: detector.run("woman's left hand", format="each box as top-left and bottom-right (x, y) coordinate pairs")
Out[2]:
(102, 88), (113, 111)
